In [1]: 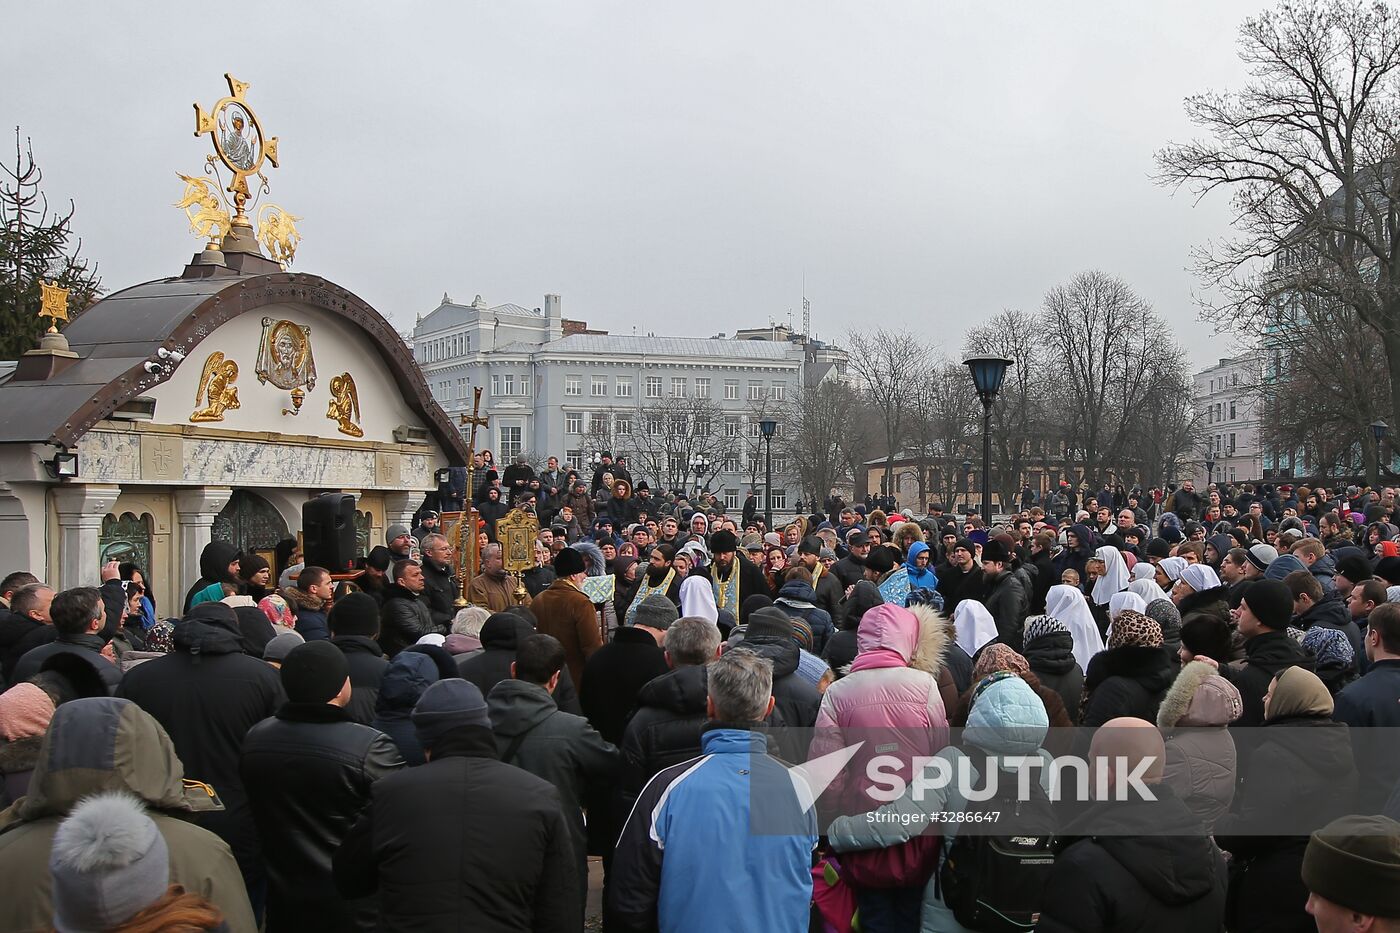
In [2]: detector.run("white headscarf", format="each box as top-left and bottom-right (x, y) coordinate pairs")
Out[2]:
(1127, 577), (1169, 606)
(1108, 591), (1147, 621)
(1179, 563), (1221, 594)
(679, 575), (718, 623)
(951, 599), (999, 658)
(1389, 585), (1400, 604)
(1158, 556), (1189, 584)
(1045, 584), (1105, 671)
(1131, 563), (1158, 582)
(1090, 546), (1130, 606)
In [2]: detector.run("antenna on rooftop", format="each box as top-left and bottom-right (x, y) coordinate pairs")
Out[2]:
(802, 271), (810, 338)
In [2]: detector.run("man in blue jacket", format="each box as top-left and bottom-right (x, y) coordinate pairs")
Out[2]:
(608, 648), (817, 933)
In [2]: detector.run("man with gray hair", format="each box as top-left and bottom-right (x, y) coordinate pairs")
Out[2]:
(609, 647), (817, 933)
(617, 618), (724, 812)
(417, 532), (458, 631)
(466, 543), (527, 613)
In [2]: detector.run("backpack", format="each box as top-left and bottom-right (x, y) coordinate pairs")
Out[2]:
(937, 761), (1057, 932)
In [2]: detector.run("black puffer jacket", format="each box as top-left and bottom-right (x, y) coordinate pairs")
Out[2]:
(1178, 584), (1232, 628)
(377, 584), (433, 658)
(578, 627), (668, 746)
(419, 557), (458, 632)
(732, 615), (821, 763)
(240, 702), (405, 931)
(1079, 645), (1175, 728)
(456, 614), (581, 714)
(116, 602), (284, 889)
(1038, 785), (1227, 932)
(618, 664), (708, 814)
(1023, 629), (1085, 723)
(1218, 630), (1311, 728)
(332, 634), (389, 726)
(333, 725), (580, 932)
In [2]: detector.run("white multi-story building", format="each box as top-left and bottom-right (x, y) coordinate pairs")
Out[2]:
(1193, 353), (1263, 485)
(412, 293), (845, 511)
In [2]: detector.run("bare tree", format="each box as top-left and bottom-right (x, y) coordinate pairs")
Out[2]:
(845, 328), (933, 498)
(616, 396), (731, 494)
(1156, 0), (1400, 431)
(777, 380), (868, 507)
(1042, 271), (1172, 485)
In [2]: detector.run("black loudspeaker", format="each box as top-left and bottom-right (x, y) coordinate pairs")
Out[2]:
(303, 492), (357, 573)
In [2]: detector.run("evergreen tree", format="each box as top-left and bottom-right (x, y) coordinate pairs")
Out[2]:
(0, 127), (102, 359)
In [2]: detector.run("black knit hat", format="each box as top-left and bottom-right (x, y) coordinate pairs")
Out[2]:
(280, 641), (349, 704)
(554, 547), (586, 577)
(981, 538), (1011, 564)
(1241, 579), (1293, 630)
(329, 592), (380, 638)
(1146, 538), (1173, 559)
(1336, 553), (1374, 583)
(864, 546), (897, 575)
(798, 537), (822, 557)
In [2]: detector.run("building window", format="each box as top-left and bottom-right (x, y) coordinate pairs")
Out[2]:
(565, 375), (582, 397)
(724, 488), (740, 510)
(491, 374), (501, 397)
(615, 415), (632, 435)
(724, 380), (739, 400)
(723, 453), (740, 473)
(590, 412), (609, 434)
(647, 418), (664, 436)
(617, 378), (632, 397)
(1229, 401), (1236, 420)
(646, 376), (662, 398)
(520, 375), (530, 397)
(770, 382), (786, 401)
(695, 418), (711, 437)
(499, 426), (522, 462)
(668, 415), (689, 436)
(748, 420), (761, 438)
(566, 412), (583, 434)
(672, 377), (687, 398)
(696, 377), (711, 399)
(773, 456), (788, 473)
(748, 454), (762, 474)
(748, 381), (764, 401)
(566, 450), (583, 470)
(591, 377), (607, 397)
(769, 489), (787, 511)
(1229, 432), (1236, 453)
(726, 416), (741, 437)
(503, 375), (516, 397)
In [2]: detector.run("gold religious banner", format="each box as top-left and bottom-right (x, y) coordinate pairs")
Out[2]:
(191, 351), (240, 422)
(326, 373), (363, 437)
(255, 317), (316, 416)
(38, 280), (69, 332)
(495, 508), (540, 605)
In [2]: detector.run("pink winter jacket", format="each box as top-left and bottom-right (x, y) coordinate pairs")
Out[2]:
(808, 603), (950, 817)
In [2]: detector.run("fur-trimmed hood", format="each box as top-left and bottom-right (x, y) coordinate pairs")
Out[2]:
(1156, 659), (1243, 731)
(906, 603), (950, 677)
(279, 586), (325, 613)
(571, 540), (608, 577)
(1177, 585), (1231, 619)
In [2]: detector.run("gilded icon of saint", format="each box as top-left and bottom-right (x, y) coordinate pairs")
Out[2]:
(191, 351), (240, 422)
(255, 318), (316, 391)
(326, 373), (364, 437)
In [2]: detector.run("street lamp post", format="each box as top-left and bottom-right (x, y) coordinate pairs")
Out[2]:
(1205, 457), (1215, 487)
(689, 455), (711, 498)
(963, 356), (1013, 523)
(759, 419), (778, 530)
(1371, 421), (1388, 486)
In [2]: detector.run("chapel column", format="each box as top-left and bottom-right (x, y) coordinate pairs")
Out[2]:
(52, 484), (122, 589)
(381, 491), (417, 537)
(174, 487), (233, 594)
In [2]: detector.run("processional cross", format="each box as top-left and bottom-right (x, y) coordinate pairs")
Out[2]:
(454, 387), (490, 605)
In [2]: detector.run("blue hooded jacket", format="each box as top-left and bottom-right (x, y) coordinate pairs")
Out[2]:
(370, 650), (442, 765)
(904, 541), (939, 590)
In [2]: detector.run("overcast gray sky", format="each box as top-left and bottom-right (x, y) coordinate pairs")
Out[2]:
(6, 1), (1262, 369)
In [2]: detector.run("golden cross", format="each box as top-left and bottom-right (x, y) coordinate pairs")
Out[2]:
(459, 386), (490, 457)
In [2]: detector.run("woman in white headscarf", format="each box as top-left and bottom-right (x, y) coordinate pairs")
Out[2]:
(951, 599), (999, 659)
(1172, 563), (1222, 607)
(1128, 576), (1170, 606)
(679, 574), (718, 623)
(1090, 546), (1130, 607)
(1131, 562), (1157, 583)
(1156, 555), (1189, 592)
(1045, 583), (1106, 671)
(1108, 591), (1148, 622)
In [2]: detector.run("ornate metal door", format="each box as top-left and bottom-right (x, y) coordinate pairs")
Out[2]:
(212, 490), (290, 556)
(99, 513), (153, 570)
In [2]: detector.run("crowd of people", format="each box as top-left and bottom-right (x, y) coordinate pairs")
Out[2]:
(5, 465), (1400, 930)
